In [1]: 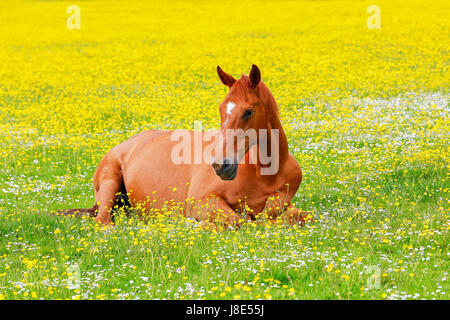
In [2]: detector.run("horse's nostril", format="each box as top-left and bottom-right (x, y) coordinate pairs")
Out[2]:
(212, 158), (237, 180)
(221, 159), (232, 171)
(212, 159), (237, 179)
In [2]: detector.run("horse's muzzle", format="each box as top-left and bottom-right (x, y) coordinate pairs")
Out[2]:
(212, 158), (238, 180)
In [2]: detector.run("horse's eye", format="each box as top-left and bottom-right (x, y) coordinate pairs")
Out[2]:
(242, 109), (253, 120)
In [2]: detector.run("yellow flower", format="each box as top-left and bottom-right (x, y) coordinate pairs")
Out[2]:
(326, 263), (334, 272)
(341, 275), (350, 281)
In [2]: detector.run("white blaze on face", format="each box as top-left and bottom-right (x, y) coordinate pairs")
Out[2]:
(222, 101), (236, 128)
(218, 101), (237, 159)
(226, 101), (236, 114)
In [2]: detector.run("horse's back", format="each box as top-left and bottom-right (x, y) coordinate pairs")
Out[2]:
(121, 129), (202, 206)
(93, 130), (170, 188)
(119, 129), (171, 167)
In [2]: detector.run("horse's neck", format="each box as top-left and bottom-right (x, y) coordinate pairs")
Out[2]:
(267, 109), (289, 168)
(251, 103), (289, 174)
(271, 107), (289, 159)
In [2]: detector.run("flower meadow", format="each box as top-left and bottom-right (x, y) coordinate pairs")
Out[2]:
(0, 0), (448, 300)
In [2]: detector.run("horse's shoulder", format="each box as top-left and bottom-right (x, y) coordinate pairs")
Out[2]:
(284, 154), (302, 178)
(274, 154), (302, 194)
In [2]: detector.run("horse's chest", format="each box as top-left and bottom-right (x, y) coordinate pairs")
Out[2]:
(225, 185), (272, 214)
(246, 196), (270, 214)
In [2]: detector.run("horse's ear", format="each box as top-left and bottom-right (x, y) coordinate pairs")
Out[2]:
(249, 64), (261, 89)
(217, 66), (236, 87)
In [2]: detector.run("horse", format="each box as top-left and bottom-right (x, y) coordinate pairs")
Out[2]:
(58, 65), (308, 229)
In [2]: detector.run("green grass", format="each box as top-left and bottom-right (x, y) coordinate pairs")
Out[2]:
(0, 153), (448, 299)
(0, 0), (448, 301)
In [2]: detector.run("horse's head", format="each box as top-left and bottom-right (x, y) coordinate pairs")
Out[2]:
(212, 65), (276, 180)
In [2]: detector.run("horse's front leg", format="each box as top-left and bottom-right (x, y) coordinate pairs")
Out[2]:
(188, 195), (243, 230)
(261, 194), (310, 226)
(275, 203), (311, 226)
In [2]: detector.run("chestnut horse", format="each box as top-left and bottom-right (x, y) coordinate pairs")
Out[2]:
(59, 65), (306, 228)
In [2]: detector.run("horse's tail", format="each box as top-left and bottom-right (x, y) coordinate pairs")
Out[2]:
(54, 204), (98, 218)
(54, 183), (130, 220)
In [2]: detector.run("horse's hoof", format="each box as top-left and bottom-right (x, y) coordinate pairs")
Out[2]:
(197, 220), (216, 231)
(97, 222), (116, 233)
